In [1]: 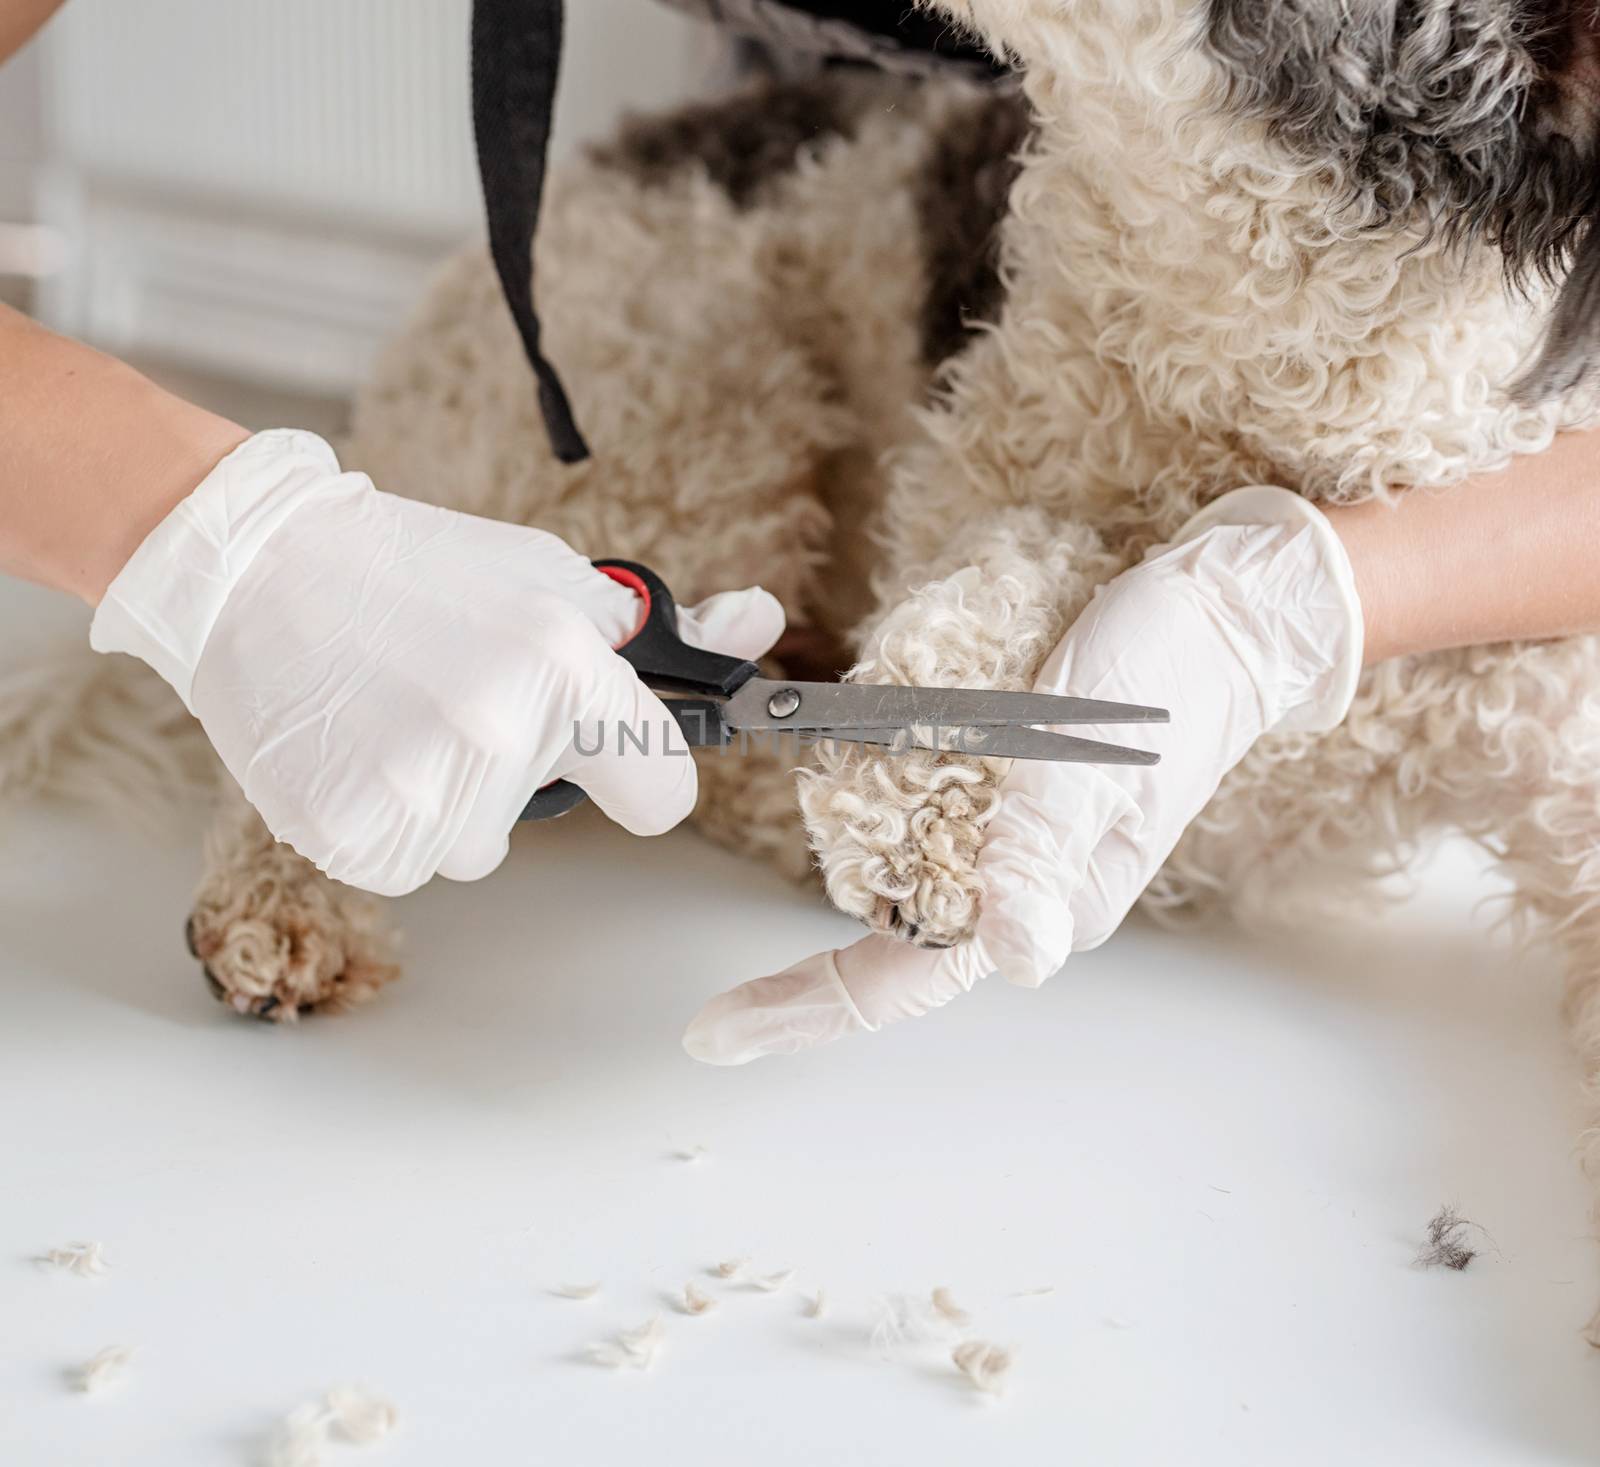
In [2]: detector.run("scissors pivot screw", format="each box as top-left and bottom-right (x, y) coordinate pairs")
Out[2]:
(766, 688), (802, 719)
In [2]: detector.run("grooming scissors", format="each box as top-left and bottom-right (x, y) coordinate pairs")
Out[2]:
(520, 561), (1169, 821)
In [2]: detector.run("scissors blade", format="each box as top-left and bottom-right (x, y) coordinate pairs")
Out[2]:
(806, 725), (1160, 765)
(722, 678), (1169, 733)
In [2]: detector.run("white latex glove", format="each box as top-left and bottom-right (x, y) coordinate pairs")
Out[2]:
(91, 430), (784, 897)
(683, 487), (1364, 1064)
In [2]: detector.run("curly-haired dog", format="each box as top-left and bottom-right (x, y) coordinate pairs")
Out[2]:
(7, 0), (1600, 1333)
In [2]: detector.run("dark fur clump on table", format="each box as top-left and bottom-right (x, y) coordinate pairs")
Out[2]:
(1415, 1206), (1482, 1271)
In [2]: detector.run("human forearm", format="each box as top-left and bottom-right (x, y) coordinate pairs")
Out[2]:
(1327, 435), (1600, 665)
(0, 305), (247, 602)
(1, 0), (65, 62)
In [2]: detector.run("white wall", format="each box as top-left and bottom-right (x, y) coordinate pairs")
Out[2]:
(0, 38), (41, 220)
(0, 31), (45, 305)
(1, 0), (722, 391)
(42, 0), (715, 236)
(558, 0), (726, 157)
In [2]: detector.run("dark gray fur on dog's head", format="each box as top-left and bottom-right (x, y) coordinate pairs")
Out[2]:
(1207, 0), (1600, 399)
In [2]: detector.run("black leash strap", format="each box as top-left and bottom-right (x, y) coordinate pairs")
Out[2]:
(471, 0), (590, 464)
(468, 0), (1004, 466)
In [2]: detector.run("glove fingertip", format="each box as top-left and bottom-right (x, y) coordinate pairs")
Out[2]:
(436, 825), (513, 884)
(597, 753), (698, 837)
(568, 673), (700, 836)
(676, 586), (787, 661)
(682, 950), (869, 1065)
(681, 994), (761, 1065)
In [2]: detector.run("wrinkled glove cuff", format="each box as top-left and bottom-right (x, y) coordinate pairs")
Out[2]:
(90, 430), (353, 713)
(1172, 486), (1364, 734)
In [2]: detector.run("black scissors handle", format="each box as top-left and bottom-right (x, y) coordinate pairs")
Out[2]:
(519, 560), (760, 821)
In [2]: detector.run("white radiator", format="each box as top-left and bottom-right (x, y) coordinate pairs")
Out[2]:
(33, 0), (719, 393)
(47, 0), (480, 236)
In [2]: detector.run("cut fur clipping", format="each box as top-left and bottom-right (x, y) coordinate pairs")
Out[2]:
(76, 1345), (134, 1394)
(1415, 1207), (1484, 1271)
(930, 1287), (971, 1327)
(751, 1268), (795, 1293)
(589, 1316), (665, 1370)
(710, 1259), (747, 1280)
(268, 1404), (330, 1467)
(677, 1283), (718, 1316)
(951, 1340), (1015, 1397)
(325, 1387), (399, 1445)
(266, 1387), (397, 1466)
(870, 1293), (959, 1357)
(672, 1144), (708, 1163)
(40, 1241), (108, 1277)
(551, 1282), (602, 1300)
(804, 1290), (827, 1320)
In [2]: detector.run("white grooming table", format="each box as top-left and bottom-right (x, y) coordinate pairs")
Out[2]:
(2, 786), (1597, 1465)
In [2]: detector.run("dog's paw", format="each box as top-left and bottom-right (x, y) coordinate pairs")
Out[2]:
(185, 828), (398, 1021)
(799, 741), (998, 947)
(796, 522), (1111, 948)
(798, 559), (1051, 948)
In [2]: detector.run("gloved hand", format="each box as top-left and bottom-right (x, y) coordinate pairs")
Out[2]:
(91, 430), (784, 897)
(683, 487), (1365, 1064)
